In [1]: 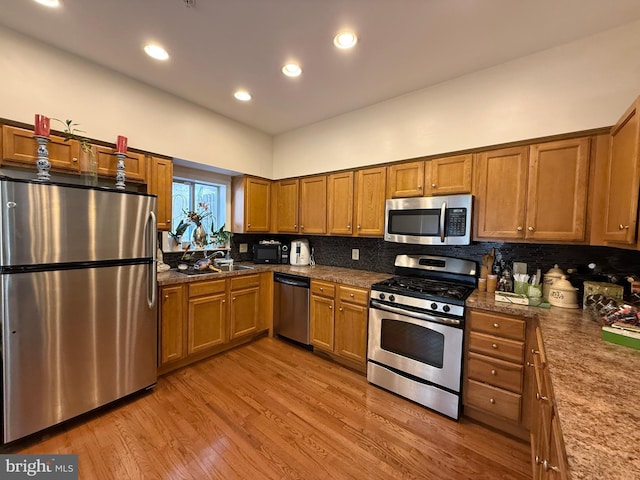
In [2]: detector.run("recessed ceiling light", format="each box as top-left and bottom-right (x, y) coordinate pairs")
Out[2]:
(234, 90), (252, 102)
(282, 63), (302, 78)
(144, 44), (169, 61)
(333, 32), (358, 49)
(34, 0), (60, 7)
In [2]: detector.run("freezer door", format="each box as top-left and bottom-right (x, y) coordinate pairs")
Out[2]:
(1, 264), (157, 443)
(0, 179), (157, 266)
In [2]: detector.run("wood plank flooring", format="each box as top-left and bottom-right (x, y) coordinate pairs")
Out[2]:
(13, 337), (531, 479)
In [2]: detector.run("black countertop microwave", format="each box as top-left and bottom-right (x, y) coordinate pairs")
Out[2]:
(384, 194), (473, 245)
(253, 243), (288, 264)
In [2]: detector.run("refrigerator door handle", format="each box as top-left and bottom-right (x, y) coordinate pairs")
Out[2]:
(147, 211), (157, 308)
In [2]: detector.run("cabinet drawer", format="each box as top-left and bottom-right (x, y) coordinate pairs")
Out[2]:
(189, 279), (226, 297)
(467, 352), (523, 393)
(468, 331), (524, 363)
(337, 285), (368, 305)
(230, 274), (260, 290)
(469, 310), (526, 341)
(311, 280), (335, 298)
(466, 379), (522, 422)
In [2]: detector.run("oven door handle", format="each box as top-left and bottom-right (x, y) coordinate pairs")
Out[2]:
(440, 200), (447, 243)
(370, 299), (461, 326)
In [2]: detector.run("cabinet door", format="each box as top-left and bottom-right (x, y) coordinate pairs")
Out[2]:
(526, 138), (590, 241)
(2, 125), (81, 174)
(159, 285), (186, 366)
(327, 171), (354, 235)
(424, 154), (472, 195)
(603, 97), (640, 244)
(188, 292), (226, 354)
(299, 175), (327, 234)
(229, 287), (259, 339)
(335, 301), (368, 364)
(387, 161), (424, 198)
(474, 147), (529, 240)
(273, 179), (299, 233)
(310, 294), (334, 352)
(246, 177), (271, 232)
(95, 146), (147, 183)
(148, 156), (173, 231)
(354, 166), (387, 236)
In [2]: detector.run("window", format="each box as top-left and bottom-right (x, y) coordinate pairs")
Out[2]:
(172, 178), (227, 244)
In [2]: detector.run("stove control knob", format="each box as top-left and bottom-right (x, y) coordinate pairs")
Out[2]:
(379, 293), (386, 300)
(389, 295), (396, 302)
(431, 303), (438, 310)
(443, 305), (451, 313)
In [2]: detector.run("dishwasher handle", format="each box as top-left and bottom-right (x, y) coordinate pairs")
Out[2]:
(274, 273), (310, 289)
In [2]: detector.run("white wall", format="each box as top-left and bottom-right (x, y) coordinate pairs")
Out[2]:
(273, 20), (640, 179)
(0, 26), (273, 178)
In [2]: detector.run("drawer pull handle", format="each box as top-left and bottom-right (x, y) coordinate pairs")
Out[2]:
(536, 392), (549, 402)
(320, 287), (324, 291)
(491, 343), (498, 349)
(489, 398), (495, 404)
(328, 305), (333, 310)
(535, 457), (560, 473)
(493, 323), (499, 329)
(526, 362), (534, 367)
(339, 307), (343, 311)
(164, 295), (169, 300)
(491, 369), (497, 375)
(350, 293), (354, 297)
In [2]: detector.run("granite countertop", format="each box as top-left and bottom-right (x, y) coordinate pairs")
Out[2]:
(158, 263), (390, 289)
(468, 291), (640, 480)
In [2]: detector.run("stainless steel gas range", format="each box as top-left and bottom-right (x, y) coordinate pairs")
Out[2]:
(367, 254), (477, 420)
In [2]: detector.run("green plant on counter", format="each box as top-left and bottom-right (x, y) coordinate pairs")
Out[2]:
(169, 219), (189, 242)
(211, 223), (232, 246)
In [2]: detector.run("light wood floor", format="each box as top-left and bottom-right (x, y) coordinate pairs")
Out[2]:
(14, 337), (531, 479)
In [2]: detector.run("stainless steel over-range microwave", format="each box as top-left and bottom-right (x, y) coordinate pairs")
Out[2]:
(384, 194), (473, 245)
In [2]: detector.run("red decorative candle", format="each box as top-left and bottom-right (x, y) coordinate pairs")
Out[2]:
(34, 114), (50, 137)
(116, 135), (128, 153)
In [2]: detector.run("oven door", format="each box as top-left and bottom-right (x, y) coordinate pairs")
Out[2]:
(367, 304), (463, 393)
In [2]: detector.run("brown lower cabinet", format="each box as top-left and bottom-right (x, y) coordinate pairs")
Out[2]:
(530, 327), (570, 479)
(464, 309), (570, 478)
(310, 280), (369, 370)
(464, 309), (531, 438)
(158, 273), (270, 375)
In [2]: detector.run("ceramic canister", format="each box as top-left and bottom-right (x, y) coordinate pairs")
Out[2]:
(543, 264), (565, 300)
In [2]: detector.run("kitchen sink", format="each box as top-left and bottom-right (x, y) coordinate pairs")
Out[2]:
(175, 264), (254, 275)
(217, 264), (254, 271)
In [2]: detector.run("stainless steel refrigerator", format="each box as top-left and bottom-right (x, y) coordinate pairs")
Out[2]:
(0, 177), (158, 444)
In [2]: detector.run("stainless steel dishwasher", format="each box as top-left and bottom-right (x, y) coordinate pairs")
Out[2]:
(274, 273), (310, 345)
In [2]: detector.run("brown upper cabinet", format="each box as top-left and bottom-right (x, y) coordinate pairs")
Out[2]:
(386, 154), (473, 198)
(232, 176), (271, 233)
(147, 155), (173, 231)
(94, 146), (147, 183)
(2, 125), (81, 174)
(602, 96), (640, 246)
(327, 171), (354, 235)
(272, 178), (299, 233)
(387, 161), (424, 198)
(354, 166), (387, 236)
(474, 138), (590, 242)
(424, 154), (473, 196)
(299, 175), (327, 235)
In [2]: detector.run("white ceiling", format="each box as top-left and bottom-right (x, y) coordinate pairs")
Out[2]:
(2, 0), (640, 135)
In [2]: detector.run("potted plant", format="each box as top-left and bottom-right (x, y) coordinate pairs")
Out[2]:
(53, 118), (98, 184)
(169, 219), (189, 249)
(211, 223), (232, 248)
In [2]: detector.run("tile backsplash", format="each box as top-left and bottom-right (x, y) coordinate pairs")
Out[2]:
(228, 234), (640, 279)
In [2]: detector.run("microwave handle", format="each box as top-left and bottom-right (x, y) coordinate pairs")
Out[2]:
(440, 200), (447, 243)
